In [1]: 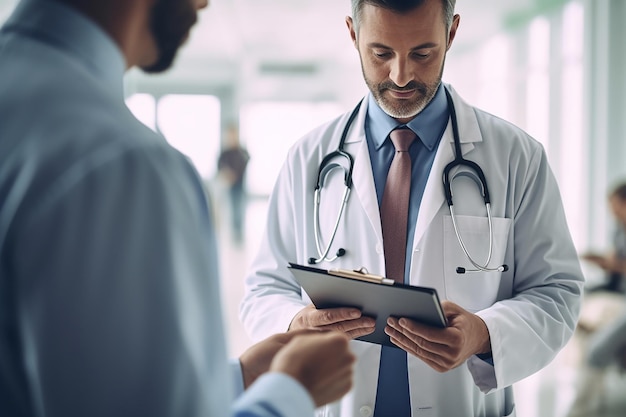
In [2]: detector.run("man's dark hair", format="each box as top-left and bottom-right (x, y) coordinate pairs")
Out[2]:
(351, 0), (456, 35)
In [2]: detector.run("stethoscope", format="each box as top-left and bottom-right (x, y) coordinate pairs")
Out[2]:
(308, 87), (508, 275)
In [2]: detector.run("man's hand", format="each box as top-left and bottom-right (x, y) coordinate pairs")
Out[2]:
(239, 329), (321, 389)
(582, 252), (626, 274)
(384, 300), (491, 372)
(270, 332), (355, 407)
(289, 304), (376, 339)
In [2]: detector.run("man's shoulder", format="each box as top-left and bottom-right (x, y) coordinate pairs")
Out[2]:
(470, 105), (543, 151)
(0, 67), (186, 200)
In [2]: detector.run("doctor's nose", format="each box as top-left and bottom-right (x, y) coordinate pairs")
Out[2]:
(389, 59), (412, 88)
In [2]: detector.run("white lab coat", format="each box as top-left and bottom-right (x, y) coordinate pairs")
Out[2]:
(240, 85), (584, 417)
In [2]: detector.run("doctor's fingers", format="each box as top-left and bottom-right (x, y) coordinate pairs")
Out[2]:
(387, 318), (469, 360)
(386, 331), (461, 372)
(384, 324), (451, 358)
(387, 317), (451, 344)
(290, 304), (367, 330)
(318, 318), (376, 339)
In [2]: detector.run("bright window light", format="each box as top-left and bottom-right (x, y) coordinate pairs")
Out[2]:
(477, 34), (512, 121)
(125, 93), (156, 131)
(241, 101), (343, 196)
(559, 1), (585, 249)
(157, 94), (221, 180)
(525, 17), (551, 151)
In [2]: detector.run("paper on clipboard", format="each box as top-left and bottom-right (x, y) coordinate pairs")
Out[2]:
(328, 267), (395, 285)
(288, 263), (447, 347)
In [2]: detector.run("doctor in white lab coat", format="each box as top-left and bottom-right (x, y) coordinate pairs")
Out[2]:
(241, 1), (584, 416)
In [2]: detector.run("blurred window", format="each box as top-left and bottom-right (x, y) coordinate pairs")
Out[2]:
(158, 94), (221, 180)
(526, 17), (551, 152)
(125, 93), (156, 131)
(477, 34), (512, 122)
(241, 101), (343, 196)
(126, 93), (221, 180)
(559, 1), (585, 248)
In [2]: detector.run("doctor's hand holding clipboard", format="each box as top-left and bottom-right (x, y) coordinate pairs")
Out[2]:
(288, 264), (492, 372)
(289, 304), (377, 340)
(290, 300), (491, 373)
(385, 301), (492, 372)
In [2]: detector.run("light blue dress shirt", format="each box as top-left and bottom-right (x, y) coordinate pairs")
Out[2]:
(365, 85), (449, 416)
(0, 1), (313, 416)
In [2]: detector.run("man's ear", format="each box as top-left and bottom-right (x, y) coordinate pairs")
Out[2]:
(447, 14), (460, 50)
(346, 16), (358, 49)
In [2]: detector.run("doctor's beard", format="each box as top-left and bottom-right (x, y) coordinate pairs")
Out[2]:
(142, 0), (198, 73)
(364, 65), (444, 121)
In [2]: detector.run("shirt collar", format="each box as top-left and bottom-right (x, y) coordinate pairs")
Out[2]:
(366, 83), (449, 151)
(3, 0), (126, 95)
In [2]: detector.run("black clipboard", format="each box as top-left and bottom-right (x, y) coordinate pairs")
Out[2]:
(288, 263), (447, 347)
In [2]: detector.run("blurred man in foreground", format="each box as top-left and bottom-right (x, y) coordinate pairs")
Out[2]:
(0, 0), (354, 416)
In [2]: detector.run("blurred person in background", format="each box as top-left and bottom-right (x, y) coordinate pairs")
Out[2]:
(566, 182), (626, 416)
(218, 123), (250, 245)
(582, 182), (626, 294)
(0, 0), (355, 416)
(565, 305), (626, 417)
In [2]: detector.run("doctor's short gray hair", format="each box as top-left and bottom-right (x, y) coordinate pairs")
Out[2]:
(350, 0), (456, 35)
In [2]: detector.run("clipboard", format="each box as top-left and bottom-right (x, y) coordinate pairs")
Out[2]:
(288, 263), (447, 347)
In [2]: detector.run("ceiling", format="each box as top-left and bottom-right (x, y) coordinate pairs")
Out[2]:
(0, 0), (535, 100)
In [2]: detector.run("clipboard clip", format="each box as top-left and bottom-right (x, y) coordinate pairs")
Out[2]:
(329, 267), (395, 285)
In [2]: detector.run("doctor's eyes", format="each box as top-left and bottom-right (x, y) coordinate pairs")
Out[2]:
(371, 51), (431, 60)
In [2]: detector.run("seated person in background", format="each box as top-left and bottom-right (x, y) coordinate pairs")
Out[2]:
(565, 303), (626, 417)
(582, 182), (626, 294)
(587, 308), (626, 370)
(565, 183), (626, 417)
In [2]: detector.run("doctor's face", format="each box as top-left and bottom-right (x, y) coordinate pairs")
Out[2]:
(141, 0), (209, 73)
(347, 1), (459, 123)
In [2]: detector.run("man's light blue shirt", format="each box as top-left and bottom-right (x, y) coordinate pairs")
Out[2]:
(0, 1), (313, 416)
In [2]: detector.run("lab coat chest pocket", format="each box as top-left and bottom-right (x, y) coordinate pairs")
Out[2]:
(443, 215), (512, 311)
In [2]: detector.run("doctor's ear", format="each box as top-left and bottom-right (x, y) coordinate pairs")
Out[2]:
(346, 16), (358, 48)
(446, 14), (460, 50)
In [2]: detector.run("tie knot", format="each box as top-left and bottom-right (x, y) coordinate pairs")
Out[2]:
(389, 128), (416, 152)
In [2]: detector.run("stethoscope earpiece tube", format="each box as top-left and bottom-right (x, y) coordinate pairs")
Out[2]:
(309, 88), (506, 274)
(442, 88), (505, 275)
(309, 101), (362, 264)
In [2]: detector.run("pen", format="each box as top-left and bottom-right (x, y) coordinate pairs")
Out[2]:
(329, 268), (395, 285)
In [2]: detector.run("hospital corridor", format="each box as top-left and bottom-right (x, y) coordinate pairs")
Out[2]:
(3, 0), (626, 416)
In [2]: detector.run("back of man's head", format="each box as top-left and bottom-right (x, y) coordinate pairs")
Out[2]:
(49, 0), (204, 73)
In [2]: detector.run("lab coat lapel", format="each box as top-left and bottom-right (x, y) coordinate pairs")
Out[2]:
(343, 99), (383, 241)
(413, 85), (481, 249)
(413, 124), (454, 247)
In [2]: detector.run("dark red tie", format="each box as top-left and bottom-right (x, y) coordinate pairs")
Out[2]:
(381, 128), (416, 283)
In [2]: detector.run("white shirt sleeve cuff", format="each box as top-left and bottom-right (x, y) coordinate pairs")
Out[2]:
(467, 355), (497, 394)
